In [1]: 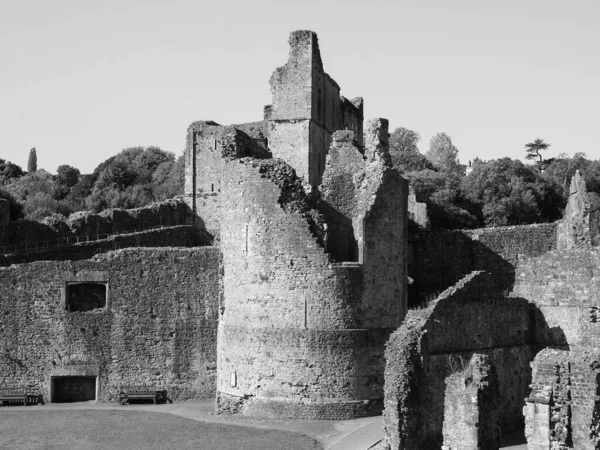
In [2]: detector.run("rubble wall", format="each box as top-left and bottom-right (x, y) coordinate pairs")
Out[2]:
(0, 225), (205, 267)
(512, 248), (600, 350)
(383, 272), (541, 449)
(557, 170), (591, 250)
(442, 354), (500, 450)
(408, 222), (557, 303)
(527, 348), (600, 449)
(0, 247), (219, 402)
(184, 121), (271, 232)
(1, 199), (191, 248)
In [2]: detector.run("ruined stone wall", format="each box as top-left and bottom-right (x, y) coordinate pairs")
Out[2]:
(408, 222), (557, 304)
(442, 354), (500, 450)
(184, 121), (270, 233)
(216, 151), (404, 419)
(1, 198), (191, 249)
(526, 348), (600, 449)
(320, 130), (364, 261)
(407, 185), (429, 229)
(0, 247), (219, 402)
(512, 248), (600, 350)
(266, 30), (363, 189)
(557, 170), (592, 250)
(0, 225), (205, 267)
(383, 272), (541, 449)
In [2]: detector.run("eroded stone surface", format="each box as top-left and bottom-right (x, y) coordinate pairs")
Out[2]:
(557, 170), (591, 250)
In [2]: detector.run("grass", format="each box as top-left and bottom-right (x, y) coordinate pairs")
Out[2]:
(0, 409), (323, 450)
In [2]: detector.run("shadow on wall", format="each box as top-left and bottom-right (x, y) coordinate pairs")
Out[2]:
(408, 235), (516, 308)
(383, 271), (568, 449)
(318, 200), (359, 262)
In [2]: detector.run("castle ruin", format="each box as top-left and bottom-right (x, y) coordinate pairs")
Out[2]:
(0, 30), (599, 449)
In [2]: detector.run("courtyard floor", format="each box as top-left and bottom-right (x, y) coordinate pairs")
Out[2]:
(0, 399), (527, 449)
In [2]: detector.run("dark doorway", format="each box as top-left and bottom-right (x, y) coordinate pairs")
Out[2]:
(52, 377), (96, 402)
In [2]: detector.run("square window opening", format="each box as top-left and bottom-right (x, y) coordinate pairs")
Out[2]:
(66, 282), (107, 312)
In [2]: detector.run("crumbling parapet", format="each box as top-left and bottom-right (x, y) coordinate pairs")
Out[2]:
(442, 354), (500, 450)
(557, 170), (591, 250)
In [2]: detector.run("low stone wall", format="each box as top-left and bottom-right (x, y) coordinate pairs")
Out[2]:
(1, 198), (191, 248)
(0, 247), (219, 402)
(0, 225), (207, 266)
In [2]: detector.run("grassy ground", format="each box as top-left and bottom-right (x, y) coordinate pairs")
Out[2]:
(0, 409), (323, 450)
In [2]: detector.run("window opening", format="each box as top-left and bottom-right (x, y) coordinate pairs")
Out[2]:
(66, 283), (107, 312)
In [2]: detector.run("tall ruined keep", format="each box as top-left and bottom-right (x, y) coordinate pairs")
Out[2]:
(185, 30), (408, 418)
(184, 30), (365, 231)
(266, 30), (364, 190)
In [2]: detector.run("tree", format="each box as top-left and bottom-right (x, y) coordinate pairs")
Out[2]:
(388, 127), (435, 173)
(426, 133), (462, 176)
(460, 157), (563, 227)
(525, 138), (550, 164)
(27, 147), (37, 173)
(0, 187), (24, 220)
(56, 165), (81, 188)
(85, 146), (178, 212)
(404, 168), (478, 229)
(0, 159), (24, 184)
(4, 170), (73, 220)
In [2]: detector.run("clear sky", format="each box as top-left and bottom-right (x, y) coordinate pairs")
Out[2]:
(1, 0), (598, 174)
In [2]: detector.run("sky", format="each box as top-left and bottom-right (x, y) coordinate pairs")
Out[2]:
(1, 0), (598, 174)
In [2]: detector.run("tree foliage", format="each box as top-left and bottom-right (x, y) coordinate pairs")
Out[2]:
(2, 146), (184, 221)
(426, 132), (462, 176)
(388, 127), (435, 173)
(524, 138), (550, 164)
(404, 169), (478, 229)
(27, 147), (37, 173)
(56, 165), (81, 188)
(0, 159), (25, 183)
(461, 158), (563, 227)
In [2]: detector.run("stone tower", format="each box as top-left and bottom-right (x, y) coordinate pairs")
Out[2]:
(266, 30), (364, 190)
(215, 119), (407, 419)
(183, 31), (408, 419)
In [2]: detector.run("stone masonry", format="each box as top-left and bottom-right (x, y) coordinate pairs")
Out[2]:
(557, 169), (591, 250)
(184, 30), (365, 235)
(0, 247), (219, 402)
(442, 354), (500, 450)
(215, 118), (407, 419)
(182, 30), (407, 419)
